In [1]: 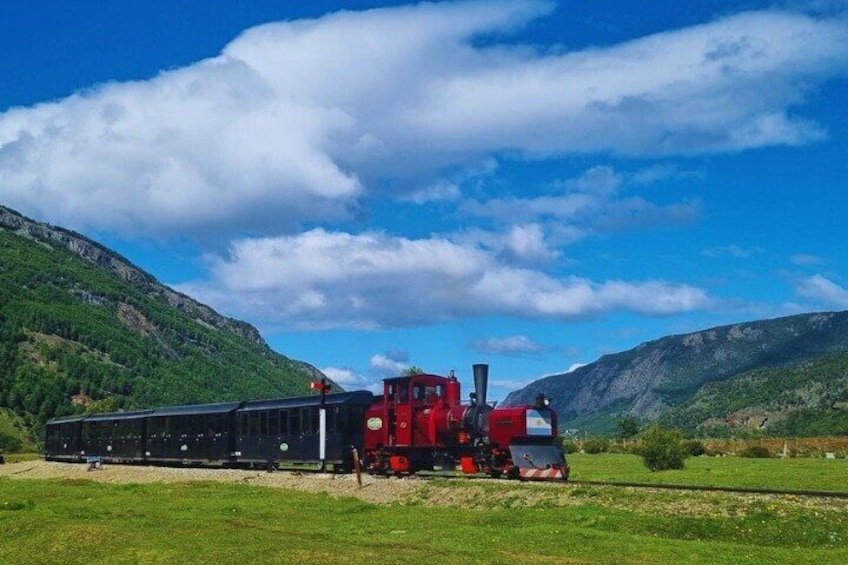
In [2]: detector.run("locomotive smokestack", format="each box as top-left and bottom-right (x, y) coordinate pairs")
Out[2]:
(473, 363), (489, 408)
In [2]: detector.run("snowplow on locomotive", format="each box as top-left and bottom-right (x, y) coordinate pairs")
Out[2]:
(44, 364), (568, 481)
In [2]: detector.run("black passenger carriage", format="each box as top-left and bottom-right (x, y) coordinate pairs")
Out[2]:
(44, 414), (87, 462)
(235, 391), (373, 470)
(144, 402), (240, 464)
(82, 410), (152, 463)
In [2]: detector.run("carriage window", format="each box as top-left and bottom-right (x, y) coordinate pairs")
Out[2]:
(289, 410), (300, 435)
(279, 410), (289, 436)
(240, 414), (249, 437)
(268, 411), (279, 436)
(248, 412), (259, 437)
(204, 415), (218, 437)
(177, 416), (187, 436)
(330, 407), (340, 433)
(186, 416), (196, 436)
(260, 412), (268, 436)
(301, 408), (314, 434)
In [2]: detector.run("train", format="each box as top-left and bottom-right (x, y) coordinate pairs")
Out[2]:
(44, 364), (569, 481)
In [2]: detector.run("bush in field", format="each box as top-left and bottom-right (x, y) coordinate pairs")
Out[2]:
(640, 425), (688, 471)
(615, 416), (640, 441)
(683, 439), (707, 457)
(0, 410), (28, 453)
(561, 439), (579, 454)
(739, 445), (772, 458)
(582, 438), (610, 454)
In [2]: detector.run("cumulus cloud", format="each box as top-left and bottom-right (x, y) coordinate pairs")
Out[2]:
(455, 223), (562, 266)
(795, 274), (848, 307)
(178, 228), (713, 329)
(321, 366), (381, 393)
(471, 335), (546, 356)
(461, 166), (701, 247)
(1, 1), (846, 236)
(369, 352), (411, 377)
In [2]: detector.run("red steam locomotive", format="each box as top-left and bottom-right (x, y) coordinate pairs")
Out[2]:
(362, 364), (568, 480)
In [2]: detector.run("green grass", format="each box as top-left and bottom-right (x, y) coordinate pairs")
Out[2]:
(1, 477), (847, 564)
(569, 453), (848, 492)
(1, 453), (40, 464)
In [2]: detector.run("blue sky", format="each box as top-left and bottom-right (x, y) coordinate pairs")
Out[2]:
(2, 1), (847, 400)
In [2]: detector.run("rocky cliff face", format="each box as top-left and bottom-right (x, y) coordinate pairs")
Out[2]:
(503, 311), (848, 431)
(0, 205), (264, 346)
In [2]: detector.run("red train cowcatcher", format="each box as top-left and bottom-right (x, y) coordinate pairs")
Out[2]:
(363, 364), (568, 480)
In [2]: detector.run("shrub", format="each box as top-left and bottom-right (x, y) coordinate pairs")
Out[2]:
(739, 445), (772, 458)
(683, 439), (707, 457)
(561, 439), (579, 454)
(582, 438), (610, 454)
(0, 410), (27, 453)
(640, 425), (688, 471)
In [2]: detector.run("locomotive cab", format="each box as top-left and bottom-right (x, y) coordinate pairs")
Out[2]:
(365, 374), (447, 449)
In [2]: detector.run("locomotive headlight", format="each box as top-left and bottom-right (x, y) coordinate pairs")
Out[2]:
(534, 393), (551, 409)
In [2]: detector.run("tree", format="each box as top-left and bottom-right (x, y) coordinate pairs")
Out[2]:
(402, 366), (425, 376)
(640, 425), (688, 471)
(615, 416), (640, 441)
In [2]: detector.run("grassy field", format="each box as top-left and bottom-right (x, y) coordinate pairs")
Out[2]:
(2, 458), (848, 565)
(1, 453), (40, 464)
(568, 452), (848, 492)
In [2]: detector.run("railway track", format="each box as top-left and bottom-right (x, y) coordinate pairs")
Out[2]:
(401, 471), (848, 499)
(567, 479), (848, 499)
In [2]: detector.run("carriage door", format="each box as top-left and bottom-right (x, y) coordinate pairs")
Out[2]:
(394, 380), (412, 446)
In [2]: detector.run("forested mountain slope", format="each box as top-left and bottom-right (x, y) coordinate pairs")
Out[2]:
(0, 205), (324, 433)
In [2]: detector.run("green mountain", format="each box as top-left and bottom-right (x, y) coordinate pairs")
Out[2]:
(660, 349), (848, 437)
(0, 205), (324, 436)
(503, 312), (848, 436)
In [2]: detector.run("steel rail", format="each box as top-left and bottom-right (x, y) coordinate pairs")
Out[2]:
(567, 479), (848, 499)
(382, 472), (848, 499)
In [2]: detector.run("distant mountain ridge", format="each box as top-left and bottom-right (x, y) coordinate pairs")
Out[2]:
(503, 311), (848, 435)
(0, 204), (324, 427)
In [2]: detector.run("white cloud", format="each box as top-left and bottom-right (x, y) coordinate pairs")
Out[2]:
(178, 228), (714, 329)
(369, 353), (411, 377)
(790, 253), (826, 266)
(471, 335), (546, 356)
(461, 166), (701, 242)
(490, 378), (536, 394)
(456, 223), (561, 266)
(795, 274), (848, 307)
(1, 2), (846, 236)
(321, 366), (381, 393)
(701, 245), (765, 259)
